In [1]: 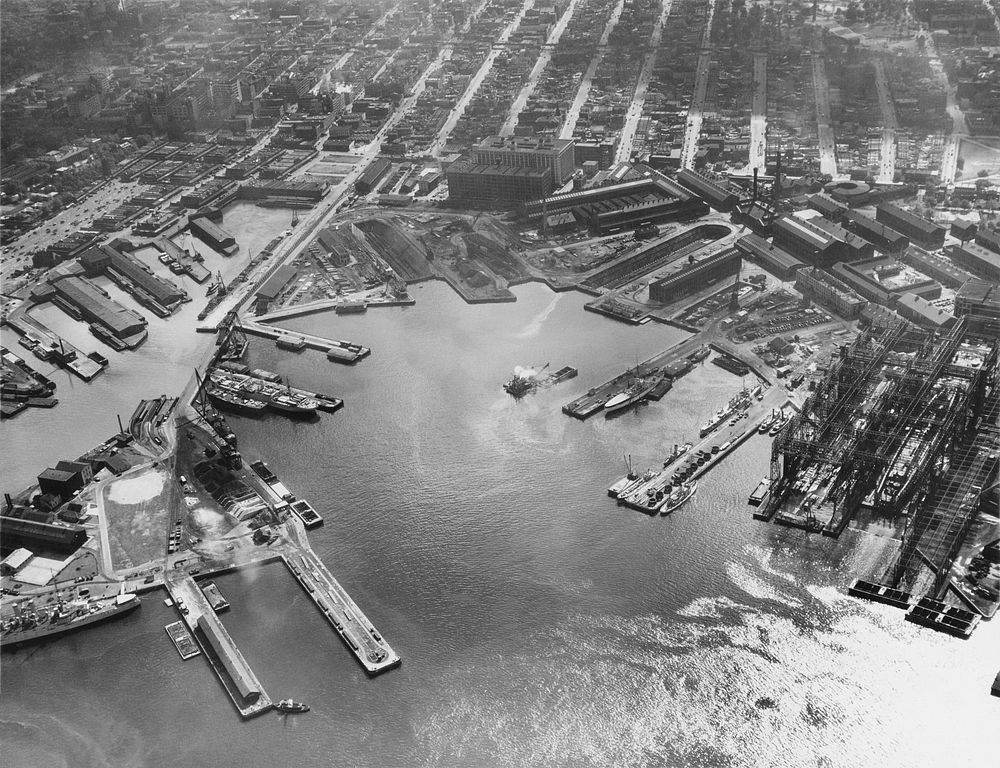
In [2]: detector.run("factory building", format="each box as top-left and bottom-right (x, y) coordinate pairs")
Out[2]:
(446, 162), (554, 207)
(255, 265), (298, 310)
(842, 211), (910, 254)
(772, 215), (848, 268)
(81, 245), (185, 309)
(0, 514), (88, 554)
(735, 234), (805, 280)
(832, 256), (942, 305)
(676, 169), (739, 211)
(954, 279), (1000, 337)
(49, 275), (147, 344)
(875, 203), (946, 249)
(648, 248), (741, 304)
(196, 616), (262, 705)
(974, 228), (1000, 254)
(472, 135), (575, 185)
(895, 292), (956, 329)
(806, 216), (876, 261)
(808, 194), (848, 222)
(795, 267), (867, 318)
(589, 196), (707, 235)
(948, 241), (1000, 281)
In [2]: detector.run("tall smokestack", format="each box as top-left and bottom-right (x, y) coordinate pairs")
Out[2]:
(753, 167), (758, 201)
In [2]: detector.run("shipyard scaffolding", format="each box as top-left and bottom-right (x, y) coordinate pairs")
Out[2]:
(758, 316), (998, 573)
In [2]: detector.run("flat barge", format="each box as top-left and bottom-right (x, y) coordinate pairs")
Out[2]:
(848, 579), (912, 609)
(905, 597), (981, 638)
(250, 461), (324, 528)
(165, 620), (201, 659)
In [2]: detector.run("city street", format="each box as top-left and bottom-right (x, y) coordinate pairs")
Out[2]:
(679, 0), (717, 169)
(747, 51), (768, 173)
(811, 54), (840, 178)
(872, 58), (898, 184)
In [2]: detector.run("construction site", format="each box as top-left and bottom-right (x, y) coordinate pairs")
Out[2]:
(752, 314), (999, 636)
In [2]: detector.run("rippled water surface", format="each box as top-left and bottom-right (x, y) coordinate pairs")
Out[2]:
(3, 281), (998, 768)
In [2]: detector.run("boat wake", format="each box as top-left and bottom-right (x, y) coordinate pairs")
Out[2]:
(515, 294), (561, 339)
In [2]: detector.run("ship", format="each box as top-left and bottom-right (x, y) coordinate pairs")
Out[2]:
(660, 482), (697, 515)
(604, 379), (659, 417)
(275, 699), (310, 714)
(699, 385), (757, 437)
(2, 592), (140, 648)
(269, 392), (319, 417)
(747, 477), (772, 507)
(207, 388), (267, 416)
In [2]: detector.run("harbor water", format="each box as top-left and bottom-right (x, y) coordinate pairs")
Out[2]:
(2, 281), (998, 768)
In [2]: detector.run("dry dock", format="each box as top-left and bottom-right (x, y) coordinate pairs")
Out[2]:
(240, 319), (370, 364)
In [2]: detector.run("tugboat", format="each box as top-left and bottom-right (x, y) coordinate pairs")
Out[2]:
(275, 699), (310, 714)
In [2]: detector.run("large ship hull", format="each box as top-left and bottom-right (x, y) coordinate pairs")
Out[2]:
(2, 596), (140, 649)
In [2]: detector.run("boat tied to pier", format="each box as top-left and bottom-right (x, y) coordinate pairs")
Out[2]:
(661, 481), (697, 515)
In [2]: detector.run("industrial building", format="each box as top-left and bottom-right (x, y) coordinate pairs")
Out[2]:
(255, 265), (298, 310)
(954, 279), (1000, 336)
(446, 162), (554, 207)
(832, 256), (942, 305)
(0, 514), (88, 554)
(948, 241), (1000, 281)
(808, 194), (848, 222)
(772, 215), (852, 268)
(676, 169), (740, 211)
(975, 228), (1000, 254)
(794, 267), (867, 318)
(355, 157), (391, 195)
(189, 216), (237, 256)
(648, 248), (741, 303)
(520, 175), (704, 234)
(48, 275), (147, 345)
(895, 292), (956, 329)
(472, 136), (575, 185)
(899, 246), (976, 289)
(734, 234), (805, 280)
(876, 203), (946, 249)
(806, 216), (876, 261)
(196, 615), (262, 705)
(81, 245), (186, 310)
(842, 211), (910, 254)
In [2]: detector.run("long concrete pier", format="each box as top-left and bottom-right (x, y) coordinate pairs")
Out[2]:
(238, 319), (371, 363)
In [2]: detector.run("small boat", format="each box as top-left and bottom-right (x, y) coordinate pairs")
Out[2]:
(275, 699), (310, 714)
(603, 391), (630, 410)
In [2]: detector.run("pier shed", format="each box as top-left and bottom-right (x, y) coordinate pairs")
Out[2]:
(196, 615), (261, 705)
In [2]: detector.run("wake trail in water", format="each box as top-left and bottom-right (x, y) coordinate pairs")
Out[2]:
(515, 294), (562, 339)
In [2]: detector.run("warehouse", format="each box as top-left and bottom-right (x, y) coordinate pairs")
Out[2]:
(255, 265), (298, 308)
(196, 615), (262, 705)
(676, 169), (740, 211)
(772, 215), (843, 267)
(808, 194), (848, 222)
(521, 175), (696, 227)
(875, 203), (946, 249)
(0, 514), (88, 554)
(899, 246), (975, 288)
(446, 162), (553, 207)
(842, 211), (909, 254)
(806, 216), (875, 261)
(949, 241), (1000, 281)
(648, 248), (741, 303)
(833, 256), (941, 304)
(735, 234), (805, 280)
(83, 245), (185, 309)
(190, 216), (237, 256)
(895, 292), (955, 329)
(50, 275), (147, 343)
(954, 279), (1000, 336)
(354, 157), (391, 195)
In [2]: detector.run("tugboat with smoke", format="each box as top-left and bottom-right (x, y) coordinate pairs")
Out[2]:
(503, 363), (578, 398)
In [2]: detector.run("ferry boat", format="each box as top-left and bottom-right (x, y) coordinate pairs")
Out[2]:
(275, 699), (310, 714)
(2, 592), (140, 648)
(660, 482), (697, 515)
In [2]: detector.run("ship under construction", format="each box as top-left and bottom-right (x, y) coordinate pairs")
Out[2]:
(753, 315), (999, 633)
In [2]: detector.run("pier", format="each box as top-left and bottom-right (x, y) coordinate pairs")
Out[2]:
(613, 397), (791, 513)
(153, 237), (212, 284)
(164, 574), (273, 719)
(2, 312), (104, 381)
(240, 319), (370, 364)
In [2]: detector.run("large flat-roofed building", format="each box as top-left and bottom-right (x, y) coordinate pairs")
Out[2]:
(472, 135), (575, 185)
(589, 196), (708, 235)
(446, 162), (554, 207)
(974, 228), (1000, 254)
(842, 211), (909, 254)
(895, 292), (956, 329)
(948, 241), (1000, 281)
(255, 264), (298, 307)
(734, 234), (805, 280)
(49, 275), (147, 342)
(954, 278), (1000, 336)
(648, 247), (741, 303)
(196, 615), (261, 705)
(676, 169), (739, 211)
(875, 203), (946, 249)
(899, 246), (975, 288)
(795, 267), (867, 318)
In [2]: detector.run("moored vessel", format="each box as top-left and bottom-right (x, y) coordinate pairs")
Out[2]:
(660, 482), (697, 514)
